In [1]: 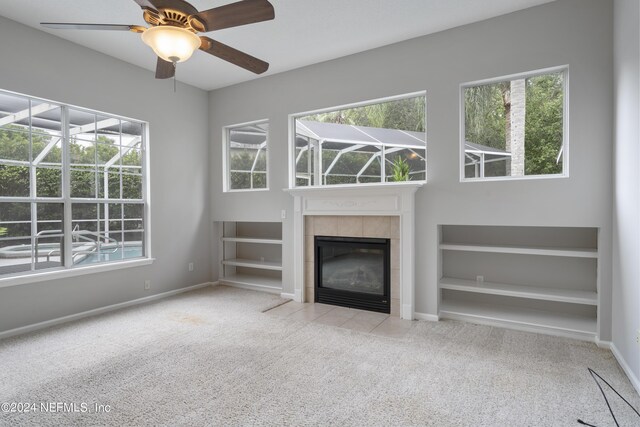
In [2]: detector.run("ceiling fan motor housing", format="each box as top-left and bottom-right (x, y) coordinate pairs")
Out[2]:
(142, 7), (206, 33)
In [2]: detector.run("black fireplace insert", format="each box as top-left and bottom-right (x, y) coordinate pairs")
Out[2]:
(314, 235), (390, 313)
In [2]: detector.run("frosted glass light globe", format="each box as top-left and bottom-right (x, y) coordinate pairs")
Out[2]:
(142, 26), (200, 63)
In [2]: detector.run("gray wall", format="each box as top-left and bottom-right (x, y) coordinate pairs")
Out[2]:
(209, 0), (614, 339)
(0, 16), (211, 332)
(613, 0), (640, 384)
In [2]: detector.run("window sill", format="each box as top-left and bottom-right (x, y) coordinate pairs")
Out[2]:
(460, 174), (568, 183)
(0, 258), (155, 289)
(224, 188), (270, 193)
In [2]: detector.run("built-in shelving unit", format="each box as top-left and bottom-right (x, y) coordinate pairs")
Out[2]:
(219, 221), (283, 293)
(438, 225), (599, 341)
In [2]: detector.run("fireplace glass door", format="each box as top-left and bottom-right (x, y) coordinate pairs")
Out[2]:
(315, 236), (390, 313)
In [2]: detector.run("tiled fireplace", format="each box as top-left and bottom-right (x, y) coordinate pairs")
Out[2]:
(286, 183), (422, 320)
(305, 216), (400, 315)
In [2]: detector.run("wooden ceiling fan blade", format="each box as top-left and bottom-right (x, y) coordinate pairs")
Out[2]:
(145, 0), (198, 15)
(155, 57), (176, 79)
(199, 37), (269, 74)
(132, 0), (157, 10)
(41, 23), (145, 33)
(193, 0), (274, 32)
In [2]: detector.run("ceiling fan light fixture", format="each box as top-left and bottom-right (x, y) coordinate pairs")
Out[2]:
(141, 25), (200, 63)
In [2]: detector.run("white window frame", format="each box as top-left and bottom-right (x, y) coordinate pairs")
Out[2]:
(222, 119), (270, 193)
(459, 65), (569, 183)
(0, 88), (152, 288)
(288, 91), (428, 189)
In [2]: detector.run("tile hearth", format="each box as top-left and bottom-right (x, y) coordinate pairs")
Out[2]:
(265, 301), (413, 337)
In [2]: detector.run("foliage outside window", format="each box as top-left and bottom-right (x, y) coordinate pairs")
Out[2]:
(292, 93), (426, 187)
(0, 89), (148, 280)
(225, 121), (268, 191)
(462, 68), (566, 180)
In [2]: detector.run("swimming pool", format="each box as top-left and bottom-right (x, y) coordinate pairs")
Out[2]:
(75, 246), (144, 265)
(0, 241), (143, 266)
(0, 243), (60, 259)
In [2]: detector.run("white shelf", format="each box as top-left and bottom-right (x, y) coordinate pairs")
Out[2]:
(222, 237), (283, 245)
(439, 243), (597, 258)
(439, 299), (597, 337)
(222, 258), (282, 271)
(439, 277), (597, 305)
(220, 273), (282, 290)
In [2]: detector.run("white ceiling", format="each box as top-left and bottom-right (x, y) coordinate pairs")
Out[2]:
(1, 0), (555, 91)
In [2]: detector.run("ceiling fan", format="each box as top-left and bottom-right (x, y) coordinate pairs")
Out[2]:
(41, 0), (274, 79)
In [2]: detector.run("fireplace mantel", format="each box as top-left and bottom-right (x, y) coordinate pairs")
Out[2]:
(285, 183), (423, 319)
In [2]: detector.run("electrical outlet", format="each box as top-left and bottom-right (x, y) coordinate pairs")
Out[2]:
(188, 262), (194, 272)
(144, 280), (151, 290)
(476, 275), (484, 284)
(281, 210), (286, 219)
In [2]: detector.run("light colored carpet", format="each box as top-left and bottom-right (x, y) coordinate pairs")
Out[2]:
(0, 285), (638, 427)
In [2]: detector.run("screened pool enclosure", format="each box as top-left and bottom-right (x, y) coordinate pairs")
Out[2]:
(226, 121), (268, 190)
(230, 117), (516, 186)
(463, 141), (512, 179)
(0, 90), (146, 277)
(294, 120), (427, 186)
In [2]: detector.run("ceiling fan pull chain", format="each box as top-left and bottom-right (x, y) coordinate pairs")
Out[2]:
(173, 62), (177, 93)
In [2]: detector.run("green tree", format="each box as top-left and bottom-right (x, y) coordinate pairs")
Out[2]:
(524, 74), (563, 175)
(464, 72), (564, 176)
(465, 84), (505, 149)
(304, 96), (425, 132)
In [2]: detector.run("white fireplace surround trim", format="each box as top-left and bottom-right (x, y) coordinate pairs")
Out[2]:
(285, 182), (423, 320)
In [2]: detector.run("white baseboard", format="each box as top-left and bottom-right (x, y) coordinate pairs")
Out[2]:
(595, 338), (611, 349)
(609, 342), (640, 396)
(280, 292), (296, 300)
(0, 281), (216, 340)
(414, 312), (439, 322)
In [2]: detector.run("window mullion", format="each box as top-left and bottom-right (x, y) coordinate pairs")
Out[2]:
(62, 106), (73, 268)
(141, 123), (149, 257)
(29, 100), (36, 271)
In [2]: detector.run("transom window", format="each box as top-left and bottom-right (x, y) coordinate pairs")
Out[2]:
(291, 93), (426, 187)
(223, 120), (269, 192)
(461, 67), (567, 180)
(0, 89), (148, 281)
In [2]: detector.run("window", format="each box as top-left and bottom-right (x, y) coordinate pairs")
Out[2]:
(224, 120), (268, 191)
(0, 89), (148, 280)
(291, 93), (426, 187)
(461, 67), (567, 180)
